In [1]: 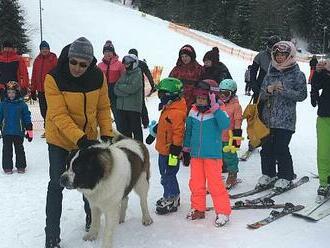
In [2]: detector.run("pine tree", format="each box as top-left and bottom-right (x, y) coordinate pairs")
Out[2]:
(0, 0), (29, 54)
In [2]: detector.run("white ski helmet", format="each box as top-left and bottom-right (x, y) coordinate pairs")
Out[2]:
(122, 54), (139, 70)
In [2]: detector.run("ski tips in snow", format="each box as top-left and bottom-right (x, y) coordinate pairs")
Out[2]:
(247, 203), (305, 229)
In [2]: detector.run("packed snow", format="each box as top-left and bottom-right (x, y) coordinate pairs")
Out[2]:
(1, 0), (328, 247)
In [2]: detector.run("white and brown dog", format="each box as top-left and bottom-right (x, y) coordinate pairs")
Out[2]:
(60, 135), (153, 248)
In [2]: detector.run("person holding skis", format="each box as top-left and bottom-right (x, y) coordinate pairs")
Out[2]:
(128, 48), (156, 128)
(218, 79), (243, 189)
(145, 77), (186, 215)
(183, 79), (231, 227)
(169, 44), (202, 113)
(31, 40), (58, 138)
(256, 41), (307, 191)
(0, 81), (33, 174)
(310, 59), (330, 199)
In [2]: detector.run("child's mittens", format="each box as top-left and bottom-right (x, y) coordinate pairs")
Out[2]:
(25, 130), (33, 142)
(209, 93), (220, 113)
(145, 120), (158, 145)
(232, 129), (242, 148)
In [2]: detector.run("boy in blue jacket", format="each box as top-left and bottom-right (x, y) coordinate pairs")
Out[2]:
(0, 81), (33, 174)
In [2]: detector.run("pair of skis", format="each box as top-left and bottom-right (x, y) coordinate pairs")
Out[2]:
(293, 196), (330, 221)
(229, 176), (309, 203)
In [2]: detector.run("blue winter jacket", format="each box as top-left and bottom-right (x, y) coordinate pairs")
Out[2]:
(259, 63), (307, 132)
(183, 106), (230, 159)
(0, 98), (32, 136)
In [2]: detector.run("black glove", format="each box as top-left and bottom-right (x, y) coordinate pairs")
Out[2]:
(232, 129), (242, 148)
(100, 135), (113, 144)
(145, 135), (156, 145)
(182, 151), (191, 167)
(77, 135), (100, 149)
(31, 91), (37, 101)
(310, 91), (319, 107)
(169, 144), (182, 157)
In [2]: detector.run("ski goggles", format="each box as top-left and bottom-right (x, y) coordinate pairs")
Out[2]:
(69, 59), (89, 68)
(219, 90), (232, 98)
(272, 43), (291, 55)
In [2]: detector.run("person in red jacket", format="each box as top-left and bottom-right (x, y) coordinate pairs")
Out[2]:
(31, 41), (58, 138)
(169, 44), (202, 113)
(0, 40), (29, 101)
(98, 40), (125, 126)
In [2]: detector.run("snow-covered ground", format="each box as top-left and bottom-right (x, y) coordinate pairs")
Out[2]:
(1, 0), (327, 247)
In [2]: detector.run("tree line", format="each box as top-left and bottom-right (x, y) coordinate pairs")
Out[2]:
(138, 0), (330, 54)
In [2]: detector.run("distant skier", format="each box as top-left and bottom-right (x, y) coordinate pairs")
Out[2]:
(308, 55), (318, 84)
(244, 65), (252, 96)
(310, 59), (330, 199)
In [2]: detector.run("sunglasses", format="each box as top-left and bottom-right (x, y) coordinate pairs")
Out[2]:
(69, 59), (89, 68)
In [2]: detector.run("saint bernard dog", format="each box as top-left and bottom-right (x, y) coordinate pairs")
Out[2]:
(60, 134), (153, 248)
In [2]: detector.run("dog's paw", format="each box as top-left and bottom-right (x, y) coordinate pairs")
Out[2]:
(83, 232), (98, 241)
(142, 217), (153, 226)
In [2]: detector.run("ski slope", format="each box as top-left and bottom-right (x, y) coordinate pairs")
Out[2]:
(1, 0), (327, 247)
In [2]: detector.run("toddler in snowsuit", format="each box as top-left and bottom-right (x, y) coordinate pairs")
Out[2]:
(183, 79), (231, 227)
(145, 77), (187, 215)
(0, 81), (33, 174)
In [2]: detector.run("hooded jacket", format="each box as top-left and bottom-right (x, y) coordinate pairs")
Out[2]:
(45, 44), (113, 151)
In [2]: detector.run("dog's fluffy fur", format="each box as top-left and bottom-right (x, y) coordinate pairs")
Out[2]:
(60, 134), (153, 248)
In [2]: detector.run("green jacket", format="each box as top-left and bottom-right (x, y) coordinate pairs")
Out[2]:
(114, 67), (143, 113)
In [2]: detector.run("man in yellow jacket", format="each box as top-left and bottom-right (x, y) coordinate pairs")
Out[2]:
(44, 37), (113, 248)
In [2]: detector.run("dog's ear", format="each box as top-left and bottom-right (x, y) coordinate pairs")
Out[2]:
(66, 149), (79, 170)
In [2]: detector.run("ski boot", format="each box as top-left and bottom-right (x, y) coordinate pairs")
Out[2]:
(274, 178), (292, 192)
(155, 196), (180, 215)
(214, 214), (229, 227)
(255, 175), (277, 189)
(186, 209), (205, 220)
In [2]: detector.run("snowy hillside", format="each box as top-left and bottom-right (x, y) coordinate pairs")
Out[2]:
(1, 0), (327, 247)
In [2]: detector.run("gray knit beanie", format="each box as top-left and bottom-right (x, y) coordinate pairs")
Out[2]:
(68, 37), (94, 62)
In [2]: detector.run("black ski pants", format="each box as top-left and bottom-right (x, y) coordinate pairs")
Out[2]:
(2, 135), (26, 170)
(260, 128), (295, 181)
(45, 144), (90, 241)
(117, 110), (143, 142)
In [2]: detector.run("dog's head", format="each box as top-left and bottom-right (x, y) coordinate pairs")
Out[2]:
(60, 146), (112, 191)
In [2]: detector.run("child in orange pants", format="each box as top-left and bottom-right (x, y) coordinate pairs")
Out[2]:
(182, 80), (231, 227)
